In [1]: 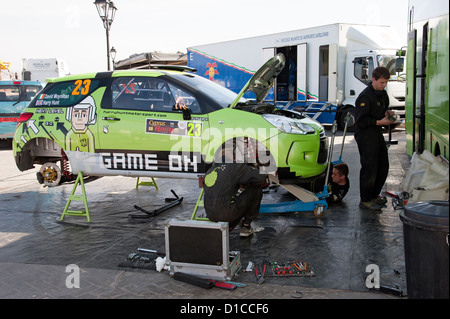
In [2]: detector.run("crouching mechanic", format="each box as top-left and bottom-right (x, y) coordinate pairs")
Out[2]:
(327, 163), (350, 204)
(203, 161), (267, 237)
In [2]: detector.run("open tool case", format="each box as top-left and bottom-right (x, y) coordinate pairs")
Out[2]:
(165, 220), (241, 281)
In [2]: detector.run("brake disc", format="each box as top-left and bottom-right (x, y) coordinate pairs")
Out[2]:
(39, 162), (61, 187)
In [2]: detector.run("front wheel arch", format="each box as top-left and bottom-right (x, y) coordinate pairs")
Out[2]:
(16, 137), (73, 186)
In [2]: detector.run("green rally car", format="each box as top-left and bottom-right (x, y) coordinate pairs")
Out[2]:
(13, 54), (328, 187)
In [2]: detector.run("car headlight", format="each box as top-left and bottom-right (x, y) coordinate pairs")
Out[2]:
(262, 114), (315, 135)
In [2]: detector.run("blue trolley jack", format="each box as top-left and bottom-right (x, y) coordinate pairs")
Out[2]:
(259, 114), (351, 218)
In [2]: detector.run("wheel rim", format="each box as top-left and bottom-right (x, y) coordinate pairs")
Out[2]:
(39, 162), (61, 187)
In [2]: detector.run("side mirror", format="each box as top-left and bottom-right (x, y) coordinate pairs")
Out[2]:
(395, 58), (404, 73)
(396, 49), (406, 57)
(182, 107), (191, 120)
(172, 105), (191, 120)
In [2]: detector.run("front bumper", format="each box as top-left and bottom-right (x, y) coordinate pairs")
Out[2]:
(273, 130), (328, 182)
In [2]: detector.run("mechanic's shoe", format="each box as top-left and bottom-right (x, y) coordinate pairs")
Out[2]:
(359, 200), (383, 211)
(239, 225), (254, 237)
(373, 196), (388, 205)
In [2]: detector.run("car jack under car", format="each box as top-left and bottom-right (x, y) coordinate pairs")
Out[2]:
(192, 114), (353, 219)
(259, 119), (346, 218)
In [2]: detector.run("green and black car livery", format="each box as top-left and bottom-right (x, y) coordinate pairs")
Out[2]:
(13, 54), (328, 186)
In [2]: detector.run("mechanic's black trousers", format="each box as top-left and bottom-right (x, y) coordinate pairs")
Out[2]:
(355, 132), (389, 202)
(206, 186), (262, 228)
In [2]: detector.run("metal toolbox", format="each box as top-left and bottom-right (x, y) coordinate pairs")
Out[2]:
(164, 219), (241, 281)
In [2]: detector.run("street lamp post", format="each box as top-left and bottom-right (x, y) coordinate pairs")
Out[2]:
(110, 46), (117, 70)
(94, 0), (117, 71)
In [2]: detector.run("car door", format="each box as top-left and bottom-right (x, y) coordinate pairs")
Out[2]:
(97, 75), (208, 178)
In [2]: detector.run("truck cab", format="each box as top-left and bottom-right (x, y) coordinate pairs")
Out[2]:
(344, 49), (406, 123)
(187, 23), (407, 129)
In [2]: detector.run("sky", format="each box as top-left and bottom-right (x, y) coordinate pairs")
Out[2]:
(2, 0), (409, 76)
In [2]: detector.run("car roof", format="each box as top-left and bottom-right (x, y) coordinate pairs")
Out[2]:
(0, 80), (43, 86)
(45, 66), (197, 83)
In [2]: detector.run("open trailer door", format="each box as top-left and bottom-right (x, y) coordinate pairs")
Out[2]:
(297, 43), (307, 102)
(328, 43), (338, 103)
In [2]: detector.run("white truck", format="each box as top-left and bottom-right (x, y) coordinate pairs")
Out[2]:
(22, 58), (70, 83)
(187, 23), (406, 128)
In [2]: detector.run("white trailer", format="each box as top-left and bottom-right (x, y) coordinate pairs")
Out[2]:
(22, 58), (70, 83)
(187, 23), (406, 127)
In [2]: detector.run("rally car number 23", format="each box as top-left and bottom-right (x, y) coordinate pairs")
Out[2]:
(13, 55), (329, 187)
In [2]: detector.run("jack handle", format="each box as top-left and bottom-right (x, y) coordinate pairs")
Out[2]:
(324, 121), (337, 187)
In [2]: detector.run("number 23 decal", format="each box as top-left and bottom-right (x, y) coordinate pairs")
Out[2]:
(187, 122), (202, 137)
(72, 79), (91, 95)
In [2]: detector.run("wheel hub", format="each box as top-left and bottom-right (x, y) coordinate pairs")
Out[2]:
(39, 162), (61, 187)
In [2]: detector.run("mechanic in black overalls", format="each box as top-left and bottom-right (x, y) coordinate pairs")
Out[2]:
(203, 155), (267, 237)
(354, 66), (396, 211)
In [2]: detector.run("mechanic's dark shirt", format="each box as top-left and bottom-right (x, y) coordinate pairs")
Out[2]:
(203, 163), (266, 211)
(327, 177), (350, 204)
(354, 83), (390, 135)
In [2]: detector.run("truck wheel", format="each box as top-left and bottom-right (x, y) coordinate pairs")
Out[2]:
(39, 162), (62, 187)
(338, 106), (355, 132)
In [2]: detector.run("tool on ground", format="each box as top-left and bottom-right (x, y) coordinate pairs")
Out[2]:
(268, 260), (315, 277)
(245, 261), (254, 272)
(386, 191), (409, 209)
(225, 281), (247, 288)
(137, 248), (166, 256)
(255, 262), (267, 284)
(368, 284), (404, 297)
(378, 285), (404, 297)
(172, 272), (239, 290)
(173, 272), (213, 289)
(129, 189), (183, 218)
(118, 252), (156, 270)
(208, 280), (237, 290)
(164, 189), (182, 202)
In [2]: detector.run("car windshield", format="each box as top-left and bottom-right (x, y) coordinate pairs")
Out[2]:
(171, 73), (244, 108)
(0, 84), (42, 102)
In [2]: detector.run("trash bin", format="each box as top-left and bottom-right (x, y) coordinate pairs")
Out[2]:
(400, 200), (449, 299)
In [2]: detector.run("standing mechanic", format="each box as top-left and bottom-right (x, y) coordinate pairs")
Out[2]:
(203, 160), (267, 237)
(354, 66), (395, 211)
